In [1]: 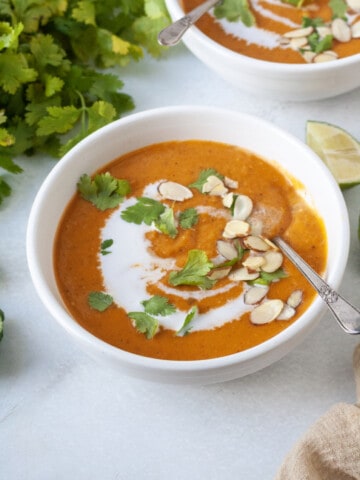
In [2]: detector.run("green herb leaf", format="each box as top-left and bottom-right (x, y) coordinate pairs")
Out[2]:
(176, 306), (198, 337)
(78, 172), (131, 211)
(155, 206), (178, 238)
(307, 32), (333, 54)
(0, 0), (170, 205)
(141, 295), (176, 316)
(100, 238), (113, 255)
(128, 311), (159, 339)
(188, 168), (224, 193)
(280, 0), (305, 6)
(179, 208), (199, 229)
(121, 197), (165, 225)
(214, 0), (256, 26)
(249, 268), (288, 286)
(0, 155), (22, 173)
(169, 249), (215, 290)
(0, 309), (4, 342)
(0, 177), (11, 205)
(329, 0), (348, 18)
(88, 291), (113, 312)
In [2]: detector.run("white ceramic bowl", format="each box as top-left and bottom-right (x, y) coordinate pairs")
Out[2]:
(27, 106), (349, 384)
(165, 0), (360, 101)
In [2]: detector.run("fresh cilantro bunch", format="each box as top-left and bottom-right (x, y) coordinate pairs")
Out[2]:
(0, 0), (170, 205)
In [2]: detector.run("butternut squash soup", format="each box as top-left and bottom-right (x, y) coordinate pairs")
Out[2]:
(181, 0), (360, 64)
(54, 140), (327, 361)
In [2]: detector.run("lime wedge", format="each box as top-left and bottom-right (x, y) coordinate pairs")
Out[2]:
(306, 120), (360, 189)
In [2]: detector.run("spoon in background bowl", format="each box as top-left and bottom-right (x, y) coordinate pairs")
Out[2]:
(273, 237), (360, 335)
(158, 0), (221, 46)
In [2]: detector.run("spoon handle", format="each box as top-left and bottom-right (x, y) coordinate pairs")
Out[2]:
(158, 0), (221, 46)
(273, 237), (360, 335)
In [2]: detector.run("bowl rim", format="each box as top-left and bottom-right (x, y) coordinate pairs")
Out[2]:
(26, 105), (350, 375)
(165, 0), (360, 71)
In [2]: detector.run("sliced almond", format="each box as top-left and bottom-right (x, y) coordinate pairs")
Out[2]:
(243, 235), (270, 252)
(351, 21), (360, 38)
(208, 266), (232, 280)
(202, 175), (227, 195)
(290, 37), (309, 50)
(223, 220), (250, 239)
(244, 286), (269, 305)
(216, 240), (238, 260)
(283, 26), (314, 38)
(209, 183), (228, 196)
(158, 181), (193, 202)
(303, 3), (320, 10)
(232, 195), (253, 221)
(242, 255), (265, 271)
(223, 176), (238, 189)
(331, 18), (351, 42)
(222, 192), (234, 208)
(316, 26), (332, 38)
(302, 50), (317, 63)
(250, 299), (284, 325)
(313, 52), (338, 63)
(277, 304), (296, 321)
(261, 251), (283, 273)
(263, 238), (278, 250)
(347, 0), (360, 11)
(249, 219), (263, 236)
(229, 267), (259, 282)
(287, 290), (303, 308)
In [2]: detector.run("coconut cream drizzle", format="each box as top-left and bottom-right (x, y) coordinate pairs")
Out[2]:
(99, 182), (250, 333)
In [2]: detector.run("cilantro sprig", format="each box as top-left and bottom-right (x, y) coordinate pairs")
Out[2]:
(249, 268), (288, 286)
(176, 306), (198, 337)
(188, 168), (224, 193)
(88, 291), (113, 312)
(169, 249), (215, 290)
(128, 295), (176, 339)
(0, 0), (170, 204)
(77, 172), (130, 211)
(214, 0), (256, 27)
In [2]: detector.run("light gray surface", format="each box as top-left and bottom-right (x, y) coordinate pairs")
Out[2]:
(0, 45), (360, 480)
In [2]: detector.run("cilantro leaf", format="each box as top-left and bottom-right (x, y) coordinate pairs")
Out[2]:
(329, 0), (348, 18)
(0, 52), (37, 94)
(127, 311), (159, 339)
(155, 206), (178, 238)
(188, 168), (224, 193)
(121, 197), (165, 225)
(214, 0), (256, 27)
(78, 172), (131, 211)
(0, 155), (22, 173)
(176, 306), (198, 337)
(0, 0), (170, 207)
(100, 238), (113, 255)
(141, 295), (176, 316)
(169, 249), (215, 290)
(37, 105), (81, 136)
(0, 309), (4, 342)
(0, 176), (11, 205)
(88, 291), (113, 311)
(179, 208), (199, 229)
(249, 268), (288, 286)
(307, 32), (333, 54)
(280, 0), (304, 6)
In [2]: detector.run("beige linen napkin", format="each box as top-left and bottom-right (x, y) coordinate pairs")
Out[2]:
(275, 345), (360, 480)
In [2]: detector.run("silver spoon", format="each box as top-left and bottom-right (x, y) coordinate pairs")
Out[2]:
(273, 236), (360, 335)
(158, 0), (221, 47)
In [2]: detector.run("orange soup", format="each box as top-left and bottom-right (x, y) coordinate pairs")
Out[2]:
(182, 0), (360, 63)
(54, 140), (327, 361)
